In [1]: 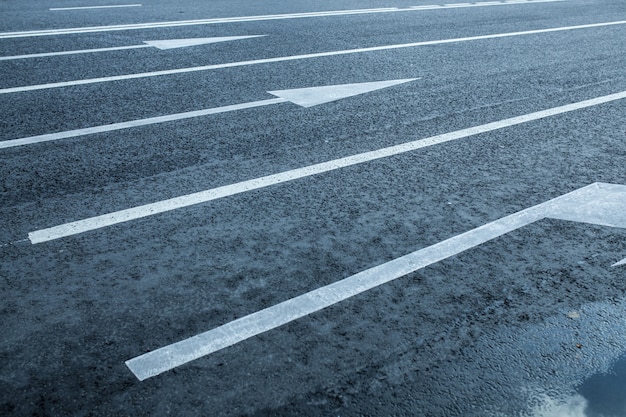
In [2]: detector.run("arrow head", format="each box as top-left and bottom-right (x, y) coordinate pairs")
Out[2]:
(267, 78), (418, 108)
(546, 182), (626, 228)
(144, 35), (267, 50)
(613, 258), (626, 267)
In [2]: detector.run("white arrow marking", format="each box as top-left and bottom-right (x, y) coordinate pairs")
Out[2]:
(0, 36), (266, 61)
(143, 36), (266, 50)
(125, 182), (626, 380)
(268, 79), (414, 108)
(2, 19), (625, 94)
(0, 79), (416, 150)
(614, 258), (626, 267)
(24, 88), (626, 244)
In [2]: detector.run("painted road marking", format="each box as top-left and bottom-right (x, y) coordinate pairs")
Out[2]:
(125, 182), (626, 380)
(408, 0), (558, 9)
(2, 20), (625, 95)
(0, 99), (286, 149)
(0, 36), (266, 61)
(1, 0), (563, 39)
(26, 89), (626, 244)
(0, 79), (417, 149)
(49, 4), (142, 11)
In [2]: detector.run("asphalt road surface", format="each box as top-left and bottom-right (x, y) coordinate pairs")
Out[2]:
(1, 0), (626, 415)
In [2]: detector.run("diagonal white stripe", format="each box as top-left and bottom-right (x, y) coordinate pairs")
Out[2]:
(1, 1), (563, 39)
(0, 98), (286, 149)
(3, 20), (625, 95)
(125, 182), (626, 380)
(49, 4), (142, 11)
(26, 90), (626, 244)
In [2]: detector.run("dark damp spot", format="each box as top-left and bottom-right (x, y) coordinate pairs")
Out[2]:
(578, 354), (626, 417)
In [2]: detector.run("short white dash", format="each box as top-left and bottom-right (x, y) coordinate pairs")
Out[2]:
(50, 4), (142, 11)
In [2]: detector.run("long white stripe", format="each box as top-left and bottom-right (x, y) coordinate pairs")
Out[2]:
(127, 182), (625, 380)
(1, 0), (562, 39)
(0, 45), (147, 61)
(2, 20), (625, 95)
(409, 0), (560, 9)
(49, 4), (142, 11)
(0, 98), (286, 149)
(126, 200), (541, 380)
(27, 90), (626, 244)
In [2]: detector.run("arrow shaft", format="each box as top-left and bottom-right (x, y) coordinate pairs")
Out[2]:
(126, 182), (625, 380)
(0, 36), (265, 61)
(0, 44), (148, 61)
(127, 205), (541, 380)
(0, 98), (287, 149)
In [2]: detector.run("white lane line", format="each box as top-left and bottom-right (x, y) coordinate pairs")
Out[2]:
(27, 89), (626, 244)
(125, 182), (626, 380)
(49, 4), (142, 11)
(0, 0), (563, 39)
(0, 45), (146, 61)
(0, 98), (287, 149)
(409, 0), (561, 9)
(2, 20), (625, 95)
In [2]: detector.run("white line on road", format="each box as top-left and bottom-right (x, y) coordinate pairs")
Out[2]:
(0, 79), (416, 149)
(0, 45), (146, 61)
(49, 4), (142, 11)
(0, 35), (267, 61)
(1, 0), (562, 39)
(0, 98), (287, 149)
(27, 89), (626, 244)
(2, 20), (625, 95)
(125, 182), (626, 380)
